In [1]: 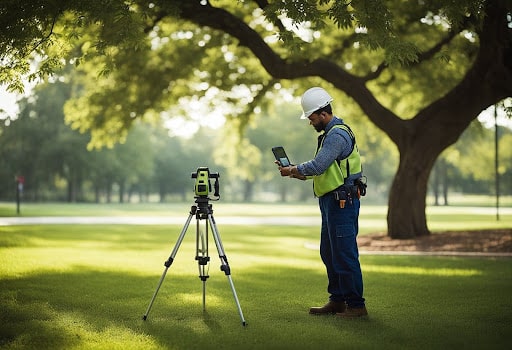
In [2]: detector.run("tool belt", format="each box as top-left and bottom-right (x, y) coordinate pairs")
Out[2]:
(332, 177), (367, 208)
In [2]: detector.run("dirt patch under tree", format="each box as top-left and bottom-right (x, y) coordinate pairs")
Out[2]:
(357, 229), (512, 253)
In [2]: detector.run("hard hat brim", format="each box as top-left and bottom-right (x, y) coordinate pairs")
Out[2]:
(299, 100), (332, 119)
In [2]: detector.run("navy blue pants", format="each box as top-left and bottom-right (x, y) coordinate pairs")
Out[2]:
(318, 192), (365, 308)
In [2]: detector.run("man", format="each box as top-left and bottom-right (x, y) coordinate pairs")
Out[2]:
(276, 86), (368, 318)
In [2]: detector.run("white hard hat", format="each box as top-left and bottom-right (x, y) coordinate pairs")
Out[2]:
(299, 87), (333, 119)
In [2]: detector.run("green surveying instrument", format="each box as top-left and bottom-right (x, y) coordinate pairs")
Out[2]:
(142, 167), (247, 326)
(193, 166), (219, 197)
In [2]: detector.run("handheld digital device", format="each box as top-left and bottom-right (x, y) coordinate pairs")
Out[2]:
(272, 146), (291, 167)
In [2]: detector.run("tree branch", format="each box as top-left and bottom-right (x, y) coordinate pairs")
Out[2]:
(174, 1), (402, 135)
(412, 0), (512, 146)
(362, 21), (460, 82)
(27, 14), (58, 57)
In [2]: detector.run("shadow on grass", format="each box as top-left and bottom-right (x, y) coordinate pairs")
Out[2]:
(2, 259), (512, 350)
(0, 265), (332, 349)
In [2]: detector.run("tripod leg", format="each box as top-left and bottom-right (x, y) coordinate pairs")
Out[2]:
(196, 218), (210, 312)
(208, 214), (247, 327)
(142, 210), (195, 321)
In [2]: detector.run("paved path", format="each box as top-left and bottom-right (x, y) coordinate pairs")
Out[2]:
(1, 216), (510, 258)
(0, 215), (320, 226)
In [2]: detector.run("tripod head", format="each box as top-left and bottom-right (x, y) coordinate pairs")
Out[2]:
(191, 167), (220, 201)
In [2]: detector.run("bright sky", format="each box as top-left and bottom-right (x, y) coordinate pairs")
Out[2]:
(477, 103), (512, 129)
(0, 78), (37, 120)
(0, 88), (22, 118)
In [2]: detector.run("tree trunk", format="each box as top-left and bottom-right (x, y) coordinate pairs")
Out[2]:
(387, 143), (435, 238)
(279, 183), (287, 202)
(442, 164), (449, 206)
(67, 171), (77, 203)
(119, 181), (125, 203)
(67, 178), (74, 203)
(106, 181), (112, 203)
(243, 180), (253, 202)
(94, 186), (100, 203)
(433, 159), (449, 206)
(159, 186), (166, 203)
(433, 161), (440, 206)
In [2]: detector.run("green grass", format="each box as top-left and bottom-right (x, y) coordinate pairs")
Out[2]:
(1, 223), (511, 349)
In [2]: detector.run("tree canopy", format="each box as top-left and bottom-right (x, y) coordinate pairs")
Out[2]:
(1, 0), (511, 238)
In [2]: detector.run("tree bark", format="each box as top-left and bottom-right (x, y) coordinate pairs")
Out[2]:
(387, 142), (434, 238)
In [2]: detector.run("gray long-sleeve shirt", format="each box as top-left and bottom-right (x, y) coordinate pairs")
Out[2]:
(297, 117), (354, 177)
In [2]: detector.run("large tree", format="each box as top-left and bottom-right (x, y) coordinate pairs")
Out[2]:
(1, 0), (511, 238)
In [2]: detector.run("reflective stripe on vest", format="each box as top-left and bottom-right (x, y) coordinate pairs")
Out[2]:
(313, 124), (362, 197)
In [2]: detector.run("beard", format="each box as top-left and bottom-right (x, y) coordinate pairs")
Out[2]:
(314, 123), (324, 132)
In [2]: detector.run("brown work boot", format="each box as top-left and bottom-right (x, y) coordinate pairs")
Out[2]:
(309, 301), (346, 315)
(336, 306), (368, 318)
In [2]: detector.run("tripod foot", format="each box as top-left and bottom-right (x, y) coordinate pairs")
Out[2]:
(142, 315), (147, 321)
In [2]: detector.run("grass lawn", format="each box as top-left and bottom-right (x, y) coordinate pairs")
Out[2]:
(1, 220), (511, 349)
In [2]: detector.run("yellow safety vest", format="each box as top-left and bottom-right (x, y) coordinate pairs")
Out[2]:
(313, 124), (362, 197)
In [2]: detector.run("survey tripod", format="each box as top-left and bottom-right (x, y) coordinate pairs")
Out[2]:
(142, 168), (247, 326)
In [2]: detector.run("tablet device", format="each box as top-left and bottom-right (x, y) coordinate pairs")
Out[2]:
(272, 146), (291, 167)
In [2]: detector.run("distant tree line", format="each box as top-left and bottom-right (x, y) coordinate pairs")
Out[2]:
(1, 80), (511, 204)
